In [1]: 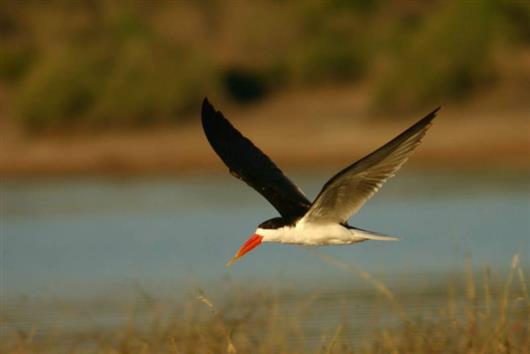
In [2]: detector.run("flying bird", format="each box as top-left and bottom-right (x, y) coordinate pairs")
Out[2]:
(201, 98), (439, 266)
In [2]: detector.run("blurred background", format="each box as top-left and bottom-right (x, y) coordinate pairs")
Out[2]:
(1, 1), (529, 352)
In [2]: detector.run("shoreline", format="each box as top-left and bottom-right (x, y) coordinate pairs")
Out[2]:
(1, 91), (529, 178)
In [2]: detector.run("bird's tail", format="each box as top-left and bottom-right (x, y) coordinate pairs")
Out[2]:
(351, 226), (399, 241)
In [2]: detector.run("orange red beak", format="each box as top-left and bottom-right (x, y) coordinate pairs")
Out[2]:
(226, 234), (263, 266)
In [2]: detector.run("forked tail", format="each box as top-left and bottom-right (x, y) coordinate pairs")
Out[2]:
(350, 226), (399, 241)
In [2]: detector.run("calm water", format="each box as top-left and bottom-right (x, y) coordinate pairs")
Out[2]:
(1, 172), (529, 339)
(2, 172), (528, 299)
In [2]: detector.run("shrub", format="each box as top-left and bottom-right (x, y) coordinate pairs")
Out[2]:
(287, 33), (367, 85)
(15, 47), (106, 131)
(0, 43), (35, 83)
(91, 41), (212, 126)
(221, 67), (268, 104)
(373, 0), (500, 113)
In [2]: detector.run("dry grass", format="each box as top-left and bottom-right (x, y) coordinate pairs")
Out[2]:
(1, 256), (528, 353)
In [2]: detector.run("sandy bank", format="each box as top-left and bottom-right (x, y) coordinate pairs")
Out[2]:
(1, 90), (528, 177)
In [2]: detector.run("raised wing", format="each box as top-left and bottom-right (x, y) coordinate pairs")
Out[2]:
(303, 107), (440, 224)
(201, 98), (311, 217)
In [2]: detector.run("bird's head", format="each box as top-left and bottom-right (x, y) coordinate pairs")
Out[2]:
(225, 217), (288, 266)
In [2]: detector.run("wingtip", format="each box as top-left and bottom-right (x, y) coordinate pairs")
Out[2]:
(428, 105), (442, 119)
(419, 105), (441, 125)
(201, 97), (218, 122)
(202, 96), (212, 111)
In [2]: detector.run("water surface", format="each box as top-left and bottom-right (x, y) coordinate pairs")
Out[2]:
(2, 172), (528, 299)
(2, 172), (529, 342)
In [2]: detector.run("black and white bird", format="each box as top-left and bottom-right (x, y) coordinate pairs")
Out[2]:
(201, 98), (439, 266)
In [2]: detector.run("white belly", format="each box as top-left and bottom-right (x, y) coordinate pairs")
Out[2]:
(258, 221), (367, 246)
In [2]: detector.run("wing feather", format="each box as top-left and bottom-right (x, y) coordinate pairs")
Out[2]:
(303, 107), (440, 224)
(201, 98), (311, 217)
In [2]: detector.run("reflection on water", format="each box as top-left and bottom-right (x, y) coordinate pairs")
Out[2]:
(1, 172), (529, 338)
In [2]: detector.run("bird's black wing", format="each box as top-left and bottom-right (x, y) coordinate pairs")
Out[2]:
(303, 107), (440, 224)
(201, 98), (311, 217)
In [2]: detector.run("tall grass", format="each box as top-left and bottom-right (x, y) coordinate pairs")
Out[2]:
(2, 256), (528, 353)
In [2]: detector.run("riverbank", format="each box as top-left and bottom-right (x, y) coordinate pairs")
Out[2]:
(1, 88), (528, 177)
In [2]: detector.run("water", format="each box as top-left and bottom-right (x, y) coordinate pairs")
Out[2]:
(2, 172), (528, 296)
(1, 172), (529, 337)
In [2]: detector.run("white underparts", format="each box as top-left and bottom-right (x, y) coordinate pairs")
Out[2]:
(256, 221), (398, 246)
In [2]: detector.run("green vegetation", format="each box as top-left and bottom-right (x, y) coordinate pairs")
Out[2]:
(2, 257), (528, 353)
(373, 0), (529, 112)
(1, 0), (528, 131)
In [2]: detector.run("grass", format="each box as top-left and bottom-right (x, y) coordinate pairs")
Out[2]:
(1, 255), (528, 353)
